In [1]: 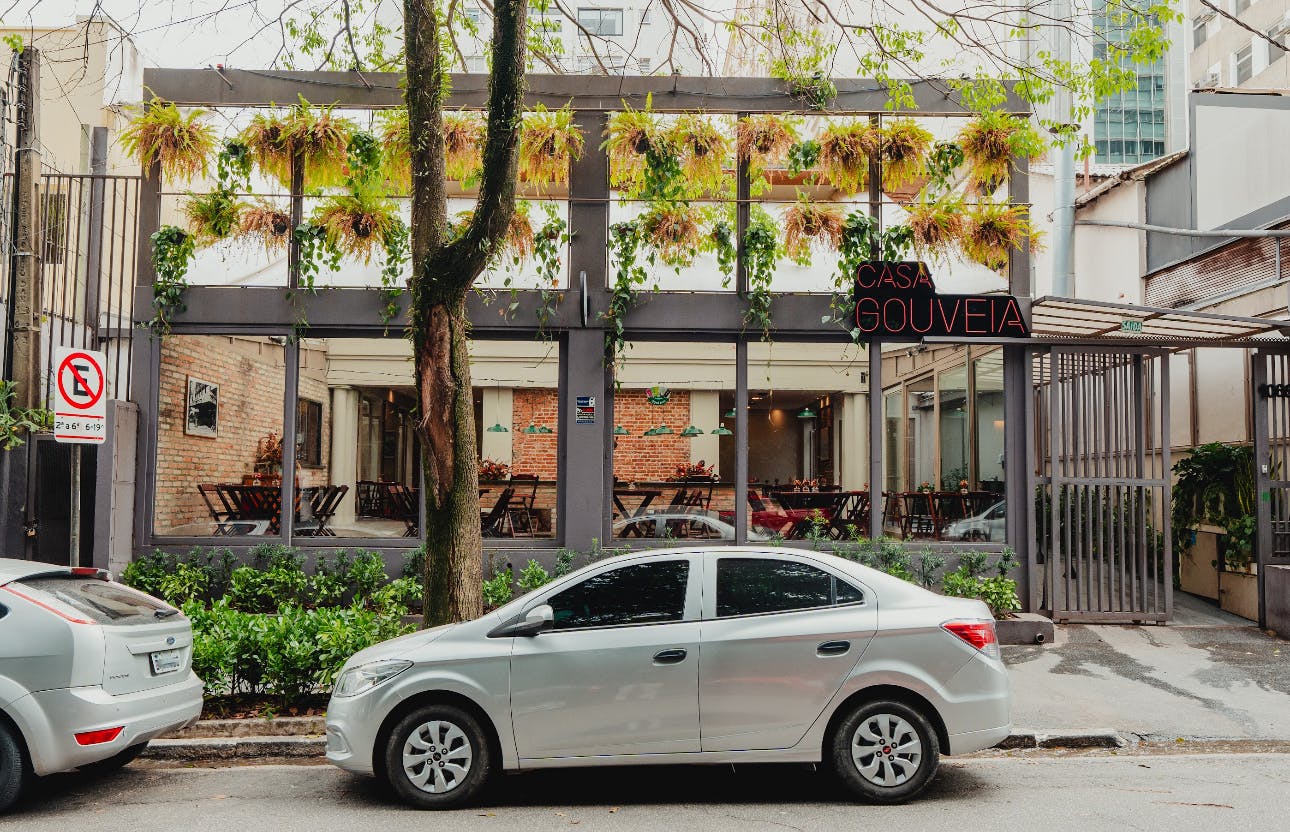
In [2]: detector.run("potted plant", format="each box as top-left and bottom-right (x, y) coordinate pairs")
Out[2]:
(238, 200), (293, 253)
(880, 118), (934, 198)
(241, 99), (354, 189)
(479, 458), (511, 481)
(519, 105), (584, 191)
(1172, 442), (1258, 604)
(818, 121), (881, 195)
(783, 198), (844, 263)
(962, 200), (1039, 272)
(452, 204), (536, 263)
(671, 113), (731, 195)
(604, 103), (664, 191)
(640, 203), (705, 267)
(182, 188), (244, 244)
(904, 192), (965, 263)
(958, 109), (1046, 194)
(442, 110), (487, 185)
(119, 101), (217, 182)
(736, 113), (799, 172)
(314, 188), (402, 263)
(378, 107), (411, 193)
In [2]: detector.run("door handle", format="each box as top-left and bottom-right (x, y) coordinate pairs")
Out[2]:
(817, 640), (851, 657)
(653, 648), (688, 665)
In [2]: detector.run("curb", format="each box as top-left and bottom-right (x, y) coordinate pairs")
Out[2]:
(165, 715), (326, 739)
(142, 724), (1124, 764)
(996, 729), (1125, 750)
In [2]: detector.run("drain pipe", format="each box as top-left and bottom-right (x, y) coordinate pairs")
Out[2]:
(1050, 0), (1076, 297)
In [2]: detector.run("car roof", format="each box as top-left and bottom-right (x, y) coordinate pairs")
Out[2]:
(0, 558), (74, 585)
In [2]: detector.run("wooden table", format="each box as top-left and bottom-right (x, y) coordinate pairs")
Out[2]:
(613, 488), (664, 538)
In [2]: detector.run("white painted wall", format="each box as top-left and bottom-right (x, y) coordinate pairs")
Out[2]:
(1194, 103), (1290, 229)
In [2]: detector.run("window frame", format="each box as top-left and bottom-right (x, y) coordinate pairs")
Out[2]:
(296, 397), (324, 468)
(1235, 42), (1254, 84)
(710, 555), (867, 620)
(576, 7), (625, 36)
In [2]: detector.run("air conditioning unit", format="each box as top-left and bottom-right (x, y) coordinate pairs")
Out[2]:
(1196, 9), (1217, 24)
(1270, 17), (1290, 39)
(1199, 70), (1221, 87)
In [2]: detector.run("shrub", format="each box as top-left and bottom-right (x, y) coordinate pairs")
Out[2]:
(516, 559), (552, 595)
(482, 567), (514, 609)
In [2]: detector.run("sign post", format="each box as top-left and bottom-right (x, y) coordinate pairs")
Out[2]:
(52, 347), (108, 445)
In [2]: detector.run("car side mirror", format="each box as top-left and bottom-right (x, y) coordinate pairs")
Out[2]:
(489, 603), (554, 638)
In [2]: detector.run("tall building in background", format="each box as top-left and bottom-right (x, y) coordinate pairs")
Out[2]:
(1189, 0), (1290, 89)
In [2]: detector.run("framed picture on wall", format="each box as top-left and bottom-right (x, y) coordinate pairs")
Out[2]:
(185, 377), (219, 438)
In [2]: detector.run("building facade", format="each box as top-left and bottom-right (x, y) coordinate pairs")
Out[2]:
(1190, 0), (1290, 89)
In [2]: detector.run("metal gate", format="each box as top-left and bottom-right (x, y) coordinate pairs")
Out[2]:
(1252, 349), (1290, 627)
(1032, 348), (1172, 623)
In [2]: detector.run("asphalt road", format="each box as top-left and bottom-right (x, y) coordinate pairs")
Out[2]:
(4, 753), (1287, 832)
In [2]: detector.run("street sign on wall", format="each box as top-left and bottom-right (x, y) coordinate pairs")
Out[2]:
(52, 347), (107, 444)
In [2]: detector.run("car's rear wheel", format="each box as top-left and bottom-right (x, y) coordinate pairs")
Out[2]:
(830, 699), (940, 804)
(0, 721), (27, 813)
(77, 742), (148, 776)
(382, 704), (492, 809)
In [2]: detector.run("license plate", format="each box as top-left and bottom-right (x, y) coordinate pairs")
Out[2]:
(149, 648), (183, 675)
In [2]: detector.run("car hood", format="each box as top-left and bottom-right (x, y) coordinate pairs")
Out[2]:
(343, 622), (457, 667)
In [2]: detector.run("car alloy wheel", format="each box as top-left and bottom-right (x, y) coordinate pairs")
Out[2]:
(402, 720), (473, 794)
(850, 713), (922, 787)
(0, 721), (27, 814)
(383, 703), (492, 809)
(830, 699), (939, 804)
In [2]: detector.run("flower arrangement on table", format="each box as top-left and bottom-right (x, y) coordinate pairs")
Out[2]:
(667, 461), (715, 482)
(916, 481), (934, 494)
(959, 479), (970, 494)
(790, 478), (820, 492)
(479, 458), (511, 481)
(254, 431), (283, 472)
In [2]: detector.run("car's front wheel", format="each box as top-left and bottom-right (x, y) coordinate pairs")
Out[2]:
(382, 704), (492, 809)
(0, 720), (27, 813)
(830, 699), (940, 804)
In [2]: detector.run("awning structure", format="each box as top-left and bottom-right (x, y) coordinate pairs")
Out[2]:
(1030, 296), (1290, 347)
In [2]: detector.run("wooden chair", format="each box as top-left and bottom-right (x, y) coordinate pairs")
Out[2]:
(300, 484), (349, 537)
(933, 492), (969, 539)
(356, 481), (384, 517)
(385, 485), (420, 538)
(901, 492), (938, 539)
(507, 474), (539, 537)
(198, 483), (237, 535)
(481, 487), (516, 538)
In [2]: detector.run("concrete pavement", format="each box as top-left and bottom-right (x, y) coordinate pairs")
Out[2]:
(1005, 619), (1290, 740)
(4, 755), (1289, 831)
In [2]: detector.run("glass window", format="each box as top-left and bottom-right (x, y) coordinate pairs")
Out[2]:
(1236, 43), (1254, 84)
(1234, 0), (1251, 15)
(16, 577), (170, 625)
(297, 398), (324, 467)
(154, 335), (286, 536)
(716, 558), (846, 617)
(835, 579), (865, 605)
(1194, 20), (1208, 48)
(938, 363), (969, 491)
(577, 8), (624, 36)
(973, 351), (1006, 497)
(549, 560), (690, 629)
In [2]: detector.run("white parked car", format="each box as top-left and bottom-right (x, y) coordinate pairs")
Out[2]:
(612, 511), (772, 541)
(944, 501), (1006, 542)
(326, 546), (1010, 808)
(0, 560), (203, 812)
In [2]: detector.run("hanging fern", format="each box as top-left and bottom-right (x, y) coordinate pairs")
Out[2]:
(742, 207), (780, 340)
(148, 225), (196, 337)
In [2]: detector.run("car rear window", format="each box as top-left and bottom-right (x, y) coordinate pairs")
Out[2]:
(15, 576), (172, 625)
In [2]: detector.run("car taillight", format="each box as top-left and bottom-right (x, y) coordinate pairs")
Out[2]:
(943, 620), (1000, 660)
(74, 727), (124, 746)
(0, 585), (94, 625)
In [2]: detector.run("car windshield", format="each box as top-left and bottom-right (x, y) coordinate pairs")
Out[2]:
(15, 576), (173, 625)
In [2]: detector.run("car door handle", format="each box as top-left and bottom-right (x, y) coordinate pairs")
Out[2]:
(653, 648), (688, 665)
(817, 640), (851, 657)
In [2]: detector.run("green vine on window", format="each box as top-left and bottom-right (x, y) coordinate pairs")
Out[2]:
(742, 207), (780, 340)
(711, 218), (736, 287)
(290, 222), (342, 338)
(533, 204), (570, 339)
(148, 225), (196, 337)
(825, 212), (915, 338)
(604, 220), (649, 373)
(216, 138), (254, 192)
(0, 380), (53, 451)
(379, 218), (410, 329)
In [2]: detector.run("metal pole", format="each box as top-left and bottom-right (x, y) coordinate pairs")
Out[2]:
(1050, 0), (1075, 297)
(1252, 351), (1270, 629)
(868, 341), (883, 541)
(735, 338), (749, 544)
(69, 448), (81, 566)
(84, 127), (108, 349)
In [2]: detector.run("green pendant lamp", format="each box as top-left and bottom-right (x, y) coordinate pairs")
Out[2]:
(723, 407), (737, 418)
(680, 424), (703, 437)
(797, 407), (817, 419)
(486, 422), (509, 433)
(613, 424), (630, 435)
(711, 424), (733, 436)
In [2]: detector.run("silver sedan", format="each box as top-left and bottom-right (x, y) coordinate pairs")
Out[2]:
(325, 546), (1011, 807)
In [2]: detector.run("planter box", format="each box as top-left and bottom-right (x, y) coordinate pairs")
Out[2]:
(1219, 570), (1259, 622)
(1179, 525), (1222, 601)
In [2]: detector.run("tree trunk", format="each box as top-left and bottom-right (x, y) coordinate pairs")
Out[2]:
(415, 290), (483, 625)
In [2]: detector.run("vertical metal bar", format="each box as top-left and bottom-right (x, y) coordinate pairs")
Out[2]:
(281, 339), (299, 544)
(1133, 354), (1148, 615)
(1020, 347), (1039, 611)
(124, 179), (139, 399)
(1253, 352), (1270, 627)
(1072, 352), (1085, 611)
(735, 111), (750, 299)
(869, 341), (883, 541)
(735, 338), (749, 544)
(1055, 351), (1069, 618)
(1160, 353), (1172, 620)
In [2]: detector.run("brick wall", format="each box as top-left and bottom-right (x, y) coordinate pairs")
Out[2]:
(611, 390), (693, 482)
(154, 336), (330, 533)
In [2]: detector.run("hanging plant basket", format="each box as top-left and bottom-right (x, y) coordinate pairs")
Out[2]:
(604, 105), (664, 191)
(241, 99), (354, 189)
(314, 191), (401, 263)
(880, 118), (934, 198)
(443, 110), (487, 185)
(783, 199), (844, 262)
(962, 201), (1041, 272)
(182, 189), (244, 245)
(377, 108), (411, 193)
(640, 204), (705, 268)
(671, 114), (732, 195)
(735, 114), (798, 171)
(819, 122), (881, 195)
(958, 109), (1046, 194)
(238, 200), (293, 253)
(520, 105), (585, 191)
(119, 101), (217, 182)
(904, 193), (965, 263)
(452, 205), (537, 263)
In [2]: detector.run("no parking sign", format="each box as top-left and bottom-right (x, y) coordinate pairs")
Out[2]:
(52, 347), (107, 444)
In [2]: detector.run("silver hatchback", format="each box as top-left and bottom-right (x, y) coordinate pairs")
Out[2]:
(325, 546), (1011, 807)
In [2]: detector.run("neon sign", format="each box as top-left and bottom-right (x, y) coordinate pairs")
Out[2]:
(852, 261), (1029, 340)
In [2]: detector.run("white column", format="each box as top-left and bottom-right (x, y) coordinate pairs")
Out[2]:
(841, 392), (870, 491)
(329, 386), (359, 530)
(481, 387), (514, 465)
(689, 391), (720, 473)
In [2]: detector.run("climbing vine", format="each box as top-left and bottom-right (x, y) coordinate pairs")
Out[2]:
(148, 225), (197, 337)
(533, 204), (570, 338)
(604, 221), (650, 373)
(742, 207), (781, 340)
(827, 212), (916, 338)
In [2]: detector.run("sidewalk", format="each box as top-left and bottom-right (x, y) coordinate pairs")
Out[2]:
(1005, 595), (1290, 741)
